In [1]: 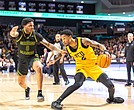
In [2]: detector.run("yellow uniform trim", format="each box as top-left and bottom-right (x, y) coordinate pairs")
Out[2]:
(20, 50), (34, 55)
(16, 30), (33, 43)
(35, 54), (39, 58)
(16, 34), (23, 43)
(17, 70), (23, 76)
(20, 41), (35, 45)
(34, 34), (38, 42)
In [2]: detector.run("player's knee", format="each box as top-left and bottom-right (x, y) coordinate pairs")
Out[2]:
(18, 80), (24, 86)
(34, 65), (42, 72)
(73, 82), (83, 88)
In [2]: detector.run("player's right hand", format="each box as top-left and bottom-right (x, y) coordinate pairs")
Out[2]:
(10, 26), (19, 37)
(12, 26), (19, 32)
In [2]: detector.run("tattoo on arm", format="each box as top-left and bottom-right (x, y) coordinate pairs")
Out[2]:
(82, 38), (106, 51)
(40, 39), (61, 52)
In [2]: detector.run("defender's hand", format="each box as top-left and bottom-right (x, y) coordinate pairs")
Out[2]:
(60, 50), (67, 55)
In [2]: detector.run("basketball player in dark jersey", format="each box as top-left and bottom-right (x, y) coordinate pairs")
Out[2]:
(51, 29), (124, 109)
(10, 18), (65, 102)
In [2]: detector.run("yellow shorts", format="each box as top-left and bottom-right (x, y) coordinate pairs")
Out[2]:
(76, 65), (103, 81)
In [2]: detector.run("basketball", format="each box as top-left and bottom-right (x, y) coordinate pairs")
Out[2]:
(97, 54), (111, 68)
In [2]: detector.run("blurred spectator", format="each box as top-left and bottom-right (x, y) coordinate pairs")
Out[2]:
(123, 33), (134, 86)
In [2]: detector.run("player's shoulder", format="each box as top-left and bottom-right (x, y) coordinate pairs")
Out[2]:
(81, 37), (92, 45)
(33, 31), (40, 36)
(34, 31), (43, 37)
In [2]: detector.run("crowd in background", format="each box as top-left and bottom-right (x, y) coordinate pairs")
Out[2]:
(0, 23), (128, 73)
(94, 35), (127, 62)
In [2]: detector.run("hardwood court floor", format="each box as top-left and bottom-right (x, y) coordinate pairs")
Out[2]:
(0, 72), (134, 110)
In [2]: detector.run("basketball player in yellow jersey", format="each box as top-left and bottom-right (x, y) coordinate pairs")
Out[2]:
(51, 29), (124, 109)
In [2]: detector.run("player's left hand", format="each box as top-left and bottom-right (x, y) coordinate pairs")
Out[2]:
(60, 50), (67, 55)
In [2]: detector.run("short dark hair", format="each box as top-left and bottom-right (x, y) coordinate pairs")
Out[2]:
(21, 18), (34, 26)
(60, 29), (73, 36)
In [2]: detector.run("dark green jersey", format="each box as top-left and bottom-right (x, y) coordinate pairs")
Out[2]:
(16, 30), (43, 57)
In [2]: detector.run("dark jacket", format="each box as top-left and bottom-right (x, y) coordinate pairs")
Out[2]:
(125, 40), (134, 61)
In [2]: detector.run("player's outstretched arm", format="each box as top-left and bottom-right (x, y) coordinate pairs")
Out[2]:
(40, 39), (66, 54)
(10, 26), (19, 37)
(82, 38), (110, 56)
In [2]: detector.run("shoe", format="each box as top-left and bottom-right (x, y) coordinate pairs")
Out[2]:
(51, 101), (62, 109)
(106, 97), (124, 104)
(53, 82), (60, 85)
(125, 83), (131, 86)
(25, 87), (30, 100)
(65, 80), (69, 85)
(37, 94), (44, 102)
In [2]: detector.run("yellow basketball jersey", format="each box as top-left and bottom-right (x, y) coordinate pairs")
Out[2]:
(66, 37), (103, 80)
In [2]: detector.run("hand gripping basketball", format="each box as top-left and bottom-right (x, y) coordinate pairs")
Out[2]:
(97, 54), (111, 68)
(104, 50), (110, 57)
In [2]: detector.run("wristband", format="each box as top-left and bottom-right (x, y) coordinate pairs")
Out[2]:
(104, 50), (109, 54)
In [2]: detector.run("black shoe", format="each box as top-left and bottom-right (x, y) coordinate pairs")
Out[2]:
(65, 80), (69, 85)
(53, 82), (60, 85)
(106, 97), (124, 104)
(51, 101), (62, 110)
(125, 83), (131, 86)
(37, 94), (44, 102)
(25, 87), (30, 100)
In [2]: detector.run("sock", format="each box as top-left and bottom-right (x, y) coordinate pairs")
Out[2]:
(25, 87), (29, 91)
(38, 90), (42, 96)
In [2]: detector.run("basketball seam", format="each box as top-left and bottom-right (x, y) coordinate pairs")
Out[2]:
(97, 56), (99, 66)
(107, 56), (109, 68)
(103, 55), (107, 68)
(99, 55), (103, 67)
(108, 57), (111, 67)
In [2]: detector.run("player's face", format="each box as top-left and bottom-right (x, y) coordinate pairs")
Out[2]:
(61, 34), (71, 46)
(24, 21), (34, 34)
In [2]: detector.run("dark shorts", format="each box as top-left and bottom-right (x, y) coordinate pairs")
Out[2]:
(17, 55), (39, 76)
